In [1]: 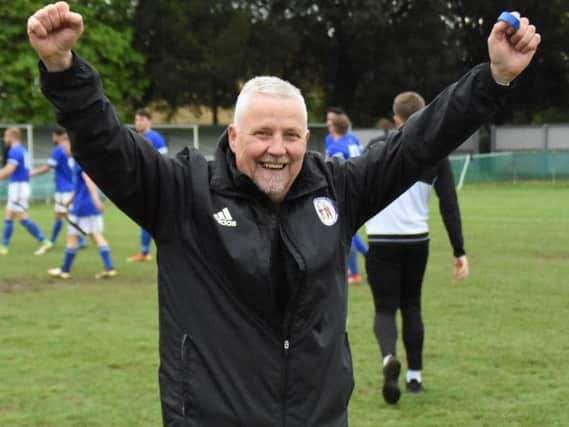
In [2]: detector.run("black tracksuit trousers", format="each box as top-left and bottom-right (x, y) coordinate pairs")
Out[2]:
(365, 240), (429, 370)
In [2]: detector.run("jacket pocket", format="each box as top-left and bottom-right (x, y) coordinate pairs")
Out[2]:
(341, 332), (355, 406)
(180, 333), (194, 418)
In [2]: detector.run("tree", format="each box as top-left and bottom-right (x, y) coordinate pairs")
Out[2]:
(134, 0), (252, 124)
(243, 0), (460, 125)
(0, 0), (146, 124)
(343, 0), (460, 124)
(246, 0), (568, 126)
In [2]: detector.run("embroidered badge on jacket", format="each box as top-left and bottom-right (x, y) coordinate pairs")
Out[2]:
(313, 197), (338, 226)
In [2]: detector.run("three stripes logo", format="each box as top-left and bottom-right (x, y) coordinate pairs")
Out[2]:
(213, 207), (237, 227)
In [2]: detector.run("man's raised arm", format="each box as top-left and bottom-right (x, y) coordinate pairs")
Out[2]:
(338, 12), (541, 230)
(27, 2), (182, 238)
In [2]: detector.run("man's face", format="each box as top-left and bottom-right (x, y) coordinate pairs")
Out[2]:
(52, 133), (64, 145)
(3, 130), (14, 146)
(326, 112), (337, 133)
(228, 94), (309, 203)
(134, 114), (151, 134)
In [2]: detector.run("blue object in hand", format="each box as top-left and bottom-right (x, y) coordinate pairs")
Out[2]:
(497, 11), (520, 32)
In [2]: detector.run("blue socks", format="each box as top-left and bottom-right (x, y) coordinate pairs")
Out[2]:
(99, 246), (114, 270)
(61, 246), (111, 274)
(20, 218), (46, 242)
(3, 219), (48, 246)
(140, 228), (152, 255)
(62, 248), (78, 273)
(50, 218), (63, 244)
(3, 219), (14, 246)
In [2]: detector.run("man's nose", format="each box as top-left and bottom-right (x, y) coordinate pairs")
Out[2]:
(267, 135), (286, 156)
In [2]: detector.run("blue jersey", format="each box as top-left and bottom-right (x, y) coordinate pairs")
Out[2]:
(48, 144), (74, 192)
(326, 133), (363, 159)
(144, 129), (168, 155)
(70, 163), (101, 217)
(6, 143), (30, 183)
(325, 134), (334, 151)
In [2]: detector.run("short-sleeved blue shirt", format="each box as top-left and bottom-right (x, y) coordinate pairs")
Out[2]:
(6, 144), (30, 183)
(144, 129), (168, 155)
(326, 133), (363, 159)
(70, 163), (101, 217)
(47, 144), (74, 192)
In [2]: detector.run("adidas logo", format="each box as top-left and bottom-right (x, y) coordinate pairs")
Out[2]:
(213, 207), (237, 227)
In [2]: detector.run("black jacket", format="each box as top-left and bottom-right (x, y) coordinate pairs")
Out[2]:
(40, 55), (508, 426)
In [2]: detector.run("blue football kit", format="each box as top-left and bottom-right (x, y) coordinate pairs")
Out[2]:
(6, 144), (30, 183)
(144, 129), (168, 155)
(48, 144), (74, 192)
(2, 143), (48, 251)
(57, 163), (114, 275)
(132, 129), (168, 258)
(70, 163), (101, 217)
(326, 133), (363, 159)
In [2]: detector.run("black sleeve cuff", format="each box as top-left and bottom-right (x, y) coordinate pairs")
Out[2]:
(39, 52), (88, 89)
(453, 248), (466, 258)
(478, 62), (514, 97)
(39, 53), (103, 117)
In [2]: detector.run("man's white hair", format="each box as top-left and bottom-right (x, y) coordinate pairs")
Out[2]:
(233, 76), (308, 130)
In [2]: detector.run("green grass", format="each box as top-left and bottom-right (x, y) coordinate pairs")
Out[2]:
(2, 182), (569, 426)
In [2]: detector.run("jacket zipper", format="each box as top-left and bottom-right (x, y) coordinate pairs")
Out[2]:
(180, 333), (189, 417)
(279, 223), (307, 427)
(282, 338), (290, 427)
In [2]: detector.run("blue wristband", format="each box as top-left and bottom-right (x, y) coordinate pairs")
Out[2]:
(497, 11), (520, 32)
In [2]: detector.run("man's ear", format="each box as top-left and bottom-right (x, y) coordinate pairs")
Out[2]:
(393, 115), (404, 129)
(227, 124), (238, 153)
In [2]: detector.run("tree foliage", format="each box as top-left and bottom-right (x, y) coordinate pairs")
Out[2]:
(237, 0), (460, 124)
(443, 0), (569, 124)
(134, 0), (252, 124)
(2, 0), (568, 126)
(0, 0), (146, 124)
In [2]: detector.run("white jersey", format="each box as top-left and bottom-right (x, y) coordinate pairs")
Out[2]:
(364, 156), (465, 256)
(365, 181), (433, 239)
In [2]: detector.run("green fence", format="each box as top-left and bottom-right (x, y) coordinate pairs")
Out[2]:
(450, 151), (569, 186)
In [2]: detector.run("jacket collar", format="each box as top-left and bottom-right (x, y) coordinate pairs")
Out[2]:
(210, 130), (328, 202)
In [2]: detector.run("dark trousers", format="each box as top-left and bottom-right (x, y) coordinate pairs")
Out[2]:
(365, 240), (429, 370)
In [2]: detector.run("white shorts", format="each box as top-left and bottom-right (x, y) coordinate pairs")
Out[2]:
(67, 215), (103, 236)
(7, 182), (30, 212)
(54, 192), (73, 213)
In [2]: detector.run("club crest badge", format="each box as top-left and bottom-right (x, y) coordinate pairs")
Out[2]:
(313, 197), (338, 226)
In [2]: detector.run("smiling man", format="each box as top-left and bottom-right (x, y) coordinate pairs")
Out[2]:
(28, 2), (540, 426)
(228, 78), (309, 203)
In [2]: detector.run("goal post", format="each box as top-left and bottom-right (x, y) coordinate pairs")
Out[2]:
(152, 124), (199, 150)
(456, 154), (471, 191)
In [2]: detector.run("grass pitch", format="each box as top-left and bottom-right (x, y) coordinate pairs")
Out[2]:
(2, 182), (569, 426)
